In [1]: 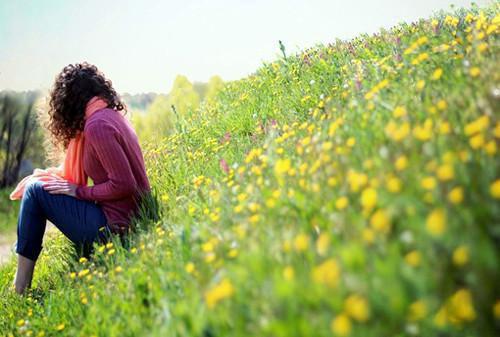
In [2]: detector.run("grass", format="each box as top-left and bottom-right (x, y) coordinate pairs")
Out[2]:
(1, 3), (500, 336)
(0, 189), (20, 242)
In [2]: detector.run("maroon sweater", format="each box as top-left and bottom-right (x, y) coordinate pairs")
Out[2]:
(75, 108), (151, 232)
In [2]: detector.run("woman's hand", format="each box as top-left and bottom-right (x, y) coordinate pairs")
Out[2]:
(42, 179), (78, 197)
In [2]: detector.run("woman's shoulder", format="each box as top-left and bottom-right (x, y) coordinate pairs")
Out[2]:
(84, 108), (124, 137)
(85, 108), (125, 130)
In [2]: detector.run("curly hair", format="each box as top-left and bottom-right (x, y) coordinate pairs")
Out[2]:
(46, 62), (126, 150)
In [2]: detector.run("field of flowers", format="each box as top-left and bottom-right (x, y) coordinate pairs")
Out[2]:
(1, 4), (499, 337)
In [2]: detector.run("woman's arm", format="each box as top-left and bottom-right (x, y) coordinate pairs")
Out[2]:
(75, 121), (137, 202)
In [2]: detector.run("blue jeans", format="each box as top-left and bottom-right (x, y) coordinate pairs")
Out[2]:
(16, 181), (110, 261)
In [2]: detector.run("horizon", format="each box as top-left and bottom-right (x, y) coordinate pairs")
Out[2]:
(0, 0), (492, 95)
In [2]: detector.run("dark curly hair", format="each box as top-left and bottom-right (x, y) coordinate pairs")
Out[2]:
(47, 62), (126, 150)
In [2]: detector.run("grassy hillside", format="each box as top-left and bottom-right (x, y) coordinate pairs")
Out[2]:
(1, 4), (500, 336)
(0, 189), (19, 238)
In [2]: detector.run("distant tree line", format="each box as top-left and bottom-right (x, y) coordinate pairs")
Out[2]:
(131, 75), (224, 142)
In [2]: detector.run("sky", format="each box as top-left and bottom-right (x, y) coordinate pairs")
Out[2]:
(0, 0), (492, 94)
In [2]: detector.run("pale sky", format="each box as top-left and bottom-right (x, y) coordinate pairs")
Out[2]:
(0, 0), (491, 94)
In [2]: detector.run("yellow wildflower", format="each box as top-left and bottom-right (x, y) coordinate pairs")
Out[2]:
(490, 179), (500, 198)
(393, 106), (407, 118)
(426, 208), (446, 237)
(437, 164), (454, 181)
(185, 262), (195, 274)
(421, 176), (436, 190)
(336, 196), (349, 210)
(469, 67), (481, 77)
(452, 245), (469, 266)
(405, 250), (421, 267)
(205, 278), (235, 309)
(293, 233), (309, 252)
(345, 294), (370, 322)
(408, 300), (427, 321)
(360, 187), (377, 210)
(312, 259), (341, 288)
(316, 232), (330, 256)
(395, 156), (408, 171)
(432, 68), (443, 80)
(448, 187), (463, 204)
(331, 314), (352, 336)
(283, 266), (294, 281)
(386, 176), (402, 193)
(370, 209), (391, 234)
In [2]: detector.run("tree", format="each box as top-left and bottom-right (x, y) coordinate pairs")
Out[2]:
(0, 92), (37, 187)
(167, 75), (200, 119)
(204, 75), (224, 103)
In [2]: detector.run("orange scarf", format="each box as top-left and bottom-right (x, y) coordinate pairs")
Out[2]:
(9, 96), (108, 200)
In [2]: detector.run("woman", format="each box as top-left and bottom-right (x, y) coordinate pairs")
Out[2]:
(11, 63), (151, 294)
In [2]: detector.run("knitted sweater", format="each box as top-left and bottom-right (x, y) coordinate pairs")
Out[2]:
(75, 108), (151, 232)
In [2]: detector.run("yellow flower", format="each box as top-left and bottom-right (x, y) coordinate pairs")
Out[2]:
(346, 137), (356, 147)
(79, 257), (88, 264)
(393, 106), (407, 118)
(421, 176), (436, 190)
(490, 179), (500, 198)
(493, 300), (500, 319)
(360, 188), (377, 210)
(447, 289), (477, 323)
(386, 176), (402, 193)
(432, 68), (443, 80)
(312, 259), (340, 288)
(107, 249), (115, 256)
(283, 266), (294, 281)
(185, 262), (195, 273)
(426, 208), (446, 237)
(336, 196), (349, 210)
(395, 156), (408, 171)
(405, 250), (421, 267)
(469, 133), (484, 149)
(448, 187), (463, 204)
(370, 209), (391, 234)
(437, 164), (454, 181)
(293, 233), (309, 252)
(465, 115), (489, 136)
(56, 324), (65, 331)
(416, 79), (426, 91)
(205, 278), (234, 309)
(408, 300), (427, 321)
(452, 245), (469, 266)
(485, 140), (497, 155)
(275, 158), (291, 176)
(316, 233), (330, 256)
(344, 294), (370, 322)
(469, 67), (480, 77)
(331, 314), (352, 336)
(436, 99), (447, 111)
(228, 249), (238, 258)
(362, 228), (375, 244)
(78, 269), (90, 278)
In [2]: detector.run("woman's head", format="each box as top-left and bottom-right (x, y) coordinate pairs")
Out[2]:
(47, 62), (125, 149)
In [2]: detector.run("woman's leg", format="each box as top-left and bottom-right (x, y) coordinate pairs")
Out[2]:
(14, 180), (108, 294)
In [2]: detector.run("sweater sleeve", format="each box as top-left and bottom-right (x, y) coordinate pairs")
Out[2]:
(75, 121), (137, 202)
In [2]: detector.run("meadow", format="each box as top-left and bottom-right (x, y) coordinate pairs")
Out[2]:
(0, 3), (499, 336)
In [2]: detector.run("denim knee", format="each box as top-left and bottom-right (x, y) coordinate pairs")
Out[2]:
(24, 180), (45, 196)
